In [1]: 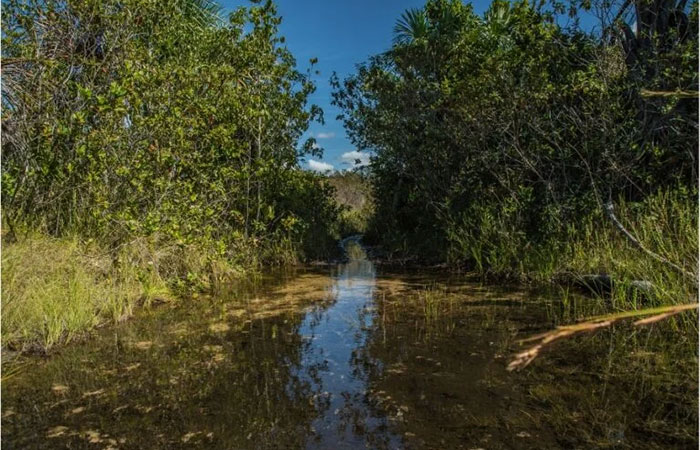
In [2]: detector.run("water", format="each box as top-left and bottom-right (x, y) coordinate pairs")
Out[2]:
(2, 241), (697, 449)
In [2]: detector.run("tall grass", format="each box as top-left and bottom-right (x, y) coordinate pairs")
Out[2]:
(2, 235), (136, 352)
(1, 232), (248, 353)
(564, 189), (697, 311)
(447, 188), (697, 314)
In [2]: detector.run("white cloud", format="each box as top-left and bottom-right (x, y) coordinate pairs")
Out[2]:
(308, 159), (334, 172)
(316, 132), (335, 139)
(341, 150), (370, 167)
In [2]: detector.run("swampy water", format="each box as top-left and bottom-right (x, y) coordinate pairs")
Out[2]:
(2, 241), (697, 449)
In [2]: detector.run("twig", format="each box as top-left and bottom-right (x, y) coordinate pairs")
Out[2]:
(640, 89), (699, 98)
(604, 202), (696, 280)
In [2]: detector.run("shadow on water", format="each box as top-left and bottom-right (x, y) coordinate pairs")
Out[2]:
(2, 239), (697, 449)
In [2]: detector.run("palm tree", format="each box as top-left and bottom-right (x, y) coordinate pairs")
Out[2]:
(393, 8), (429, 46)
(483, 0), (514, 35)
(178, 0), (223, 29)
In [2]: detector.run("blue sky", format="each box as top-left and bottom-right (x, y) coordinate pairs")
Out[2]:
(218, 1), (597, 172)
(218, 0), (496, 172)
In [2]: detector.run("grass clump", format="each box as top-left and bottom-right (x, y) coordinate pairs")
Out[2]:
(1, 232), (248, 353)
(2, 234), (140, 352)
(420, 287), (445, 324)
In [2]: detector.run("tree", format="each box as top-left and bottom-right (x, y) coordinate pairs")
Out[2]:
(333, 0), (697, 269)
(2, 0), (339, 263)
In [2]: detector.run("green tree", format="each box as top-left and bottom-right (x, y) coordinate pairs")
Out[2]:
(333, 0), (697, 271)
(2, 0), (340, 268)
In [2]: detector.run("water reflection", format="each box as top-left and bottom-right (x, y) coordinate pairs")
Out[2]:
(1, 273), (332, 449)
(296, 239), (400, 449)
(2, 241), (696, 449)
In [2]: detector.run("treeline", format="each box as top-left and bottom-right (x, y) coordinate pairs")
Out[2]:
(325, 171), (374, 237)
(1, 0), (339, 350)
(334, 0), (698, 286)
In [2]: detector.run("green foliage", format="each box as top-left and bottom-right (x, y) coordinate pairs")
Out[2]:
(2, 0), (338, 264)
(1, 0), (342, 350)
(326, 171), (374, 237)
(333, 0), (698, 294)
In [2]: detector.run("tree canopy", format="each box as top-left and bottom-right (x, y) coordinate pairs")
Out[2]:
(2, 0), (339, 264)
(333, 0), (697, 268)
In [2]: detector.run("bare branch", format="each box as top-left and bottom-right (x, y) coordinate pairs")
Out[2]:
(604, 202), (696, 279)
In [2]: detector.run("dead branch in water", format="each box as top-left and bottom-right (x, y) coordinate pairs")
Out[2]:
(640, 89), (699, 98)
(507, 303), (698, 371)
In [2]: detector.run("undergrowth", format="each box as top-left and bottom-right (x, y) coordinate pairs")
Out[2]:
(1, 232), (251, 353)
(446, 188), (697, 313)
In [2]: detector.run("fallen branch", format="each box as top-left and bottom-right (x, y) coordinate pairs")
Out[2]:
(507, 303), (698, 371)
(640, 89), (699, 98)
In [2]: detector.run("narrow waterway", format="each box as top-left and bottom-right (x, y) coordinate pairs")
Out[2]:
(2, 240), (696, 449)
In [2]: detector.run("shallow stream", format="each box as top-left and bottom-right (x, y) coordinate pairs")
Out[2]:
(2, 240), (696, 449)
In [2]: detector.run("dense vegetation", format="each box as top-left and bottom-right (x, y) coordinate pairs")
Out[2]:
(331, 5), (698, 443)
(1, 1), (696, 446)
(1, 0), (697, 352)
(1, 0), (341, 350)
(333, 0), (697, 286)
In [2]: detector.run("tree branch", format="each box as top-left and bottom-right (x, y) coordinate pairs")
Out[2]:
(604, 202), (696, 279)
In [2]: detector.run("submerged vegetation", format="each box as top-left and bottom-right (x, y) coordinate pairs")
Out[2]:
(371, 279), (697, 447)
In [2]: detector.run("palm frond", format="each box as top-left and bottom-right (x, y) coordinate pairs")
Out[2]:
(393, 8), (429, 46)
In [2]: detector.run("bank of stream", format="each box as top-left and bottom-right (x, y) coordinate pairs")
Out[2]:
(2, 240), (697, 449)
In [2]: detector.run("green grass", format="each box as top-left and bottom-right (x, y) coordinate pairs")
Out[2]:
(2, 235), (138, 352)
(446, 188), (697, 315)
(420, 287), (443, 323)
(564, 189), (697, 312)
(1, 232), (249, 353)
(412, 284), (458, 339)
